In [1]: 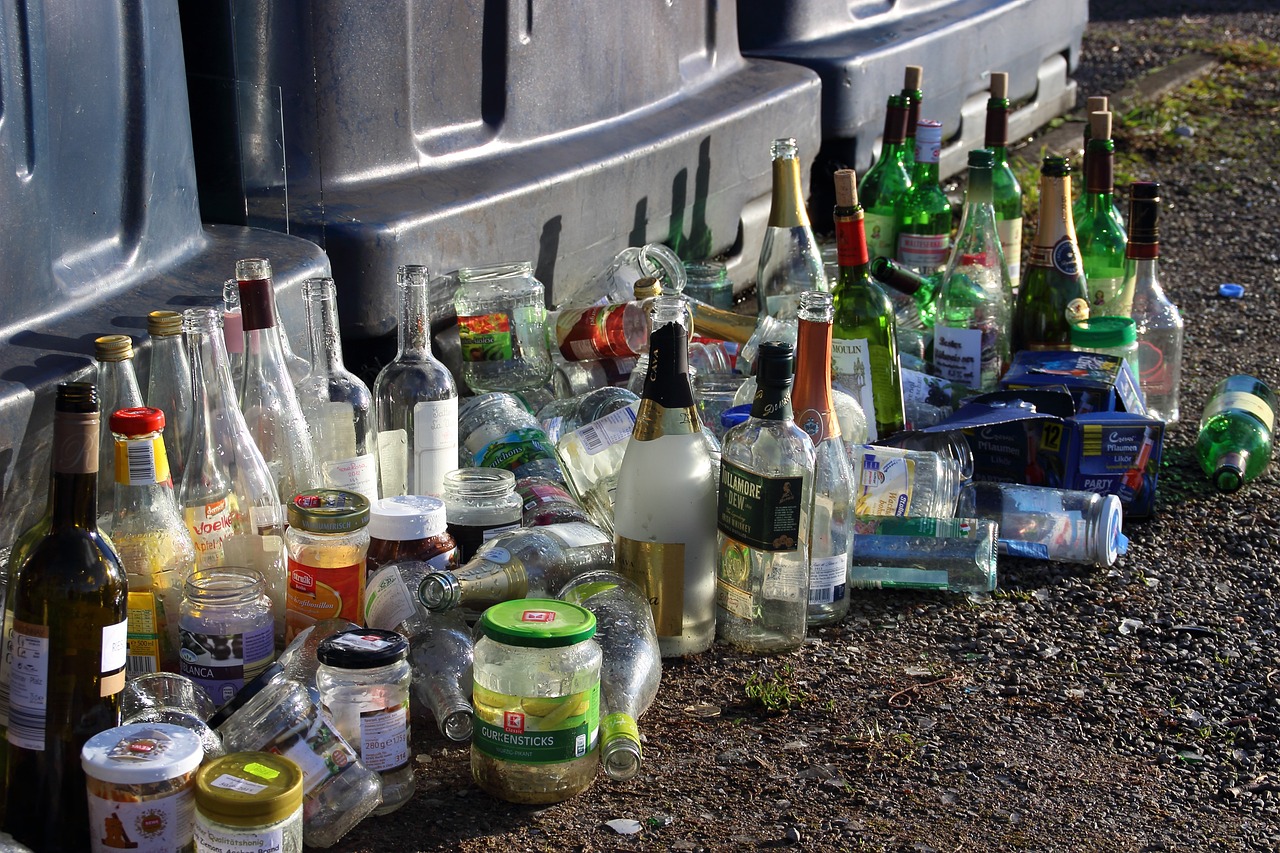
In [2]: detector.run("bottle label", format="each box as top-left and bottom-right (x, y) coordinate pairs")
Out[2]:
(915, 134), (941, 164)
(195, 820), (282, 853)
(458, 313), (515, 362)
(762, 552), (808, 603)
(601, 712), (641, 751)
(269, 712), (361, 794)
(184, 497), (236, 568)
(88, 781), (192, 853)
(1204, 391), (1275, 431)
(178, 621), (275, 708)
(575, 405), (638, 454)
(357, 701), (410, 772)
(126, 591), (162, 678)
(101, 618), (129, 697)
(323, 453), (379, 504)
(997, 217), (1022, 287)
(615, 536), (686, 638)
(378, 429), (409, 496)
(808, 553), (848, 605)
(6, 621), (49, 751)
(555, 305), (636, 361)
(717, 462), (804, 553)
(414, 397), (459, 497)
(114, 436), (170, 486)
(715, 542), (755, 622)
(0, 610), (14, 728)
(1050, 236), (1081, 276)
(546, 521), (611, 549)
(855, 451), (917, 517)
(474, 428), (558, 477)
(472, 683), (600, 765)
(861, 212), (897, 262)
(897, 233), (950, 268)
(932, 325), (985, 389)
(363, 565), (419, 632)
(286, 558), (365, 641)
(831, 338), (878, 441)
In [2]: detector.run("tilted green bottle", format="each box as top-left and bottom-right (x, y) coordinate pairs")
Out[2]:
(859, 94), (914, 267)
(895, 119), (953, 283)
(869, 257), (938, 330)
(1073, 111), (1130, 316)
(830, 169), (906, 441)
(985, 72), (1024, 292)
(1195, 376), (1276, 493)
(900, 65), (924, 169)
(1013, 156), (1091, 351)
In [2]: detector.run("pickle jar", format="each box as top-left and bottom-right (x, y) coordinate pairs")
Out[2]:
(284, 489), (371, 641)
(471, 599), (601, 804)
(81, 723), (205, 853)
(442, 468), (523, 562)
(179, 567), (276, 709)
(194, 751), (304, 853)
(366, 494), (459, 574)
(316, 629), (415, 815)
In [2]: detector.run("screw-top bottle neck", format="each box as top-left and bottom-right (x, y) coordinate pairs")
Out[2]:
(912, 120), (943, 171)
(397, 265), (432, 356)
(51, 382), (100, 529)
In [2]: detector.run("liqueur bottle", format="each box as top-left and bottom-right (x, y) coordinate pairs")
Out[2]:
(859, 93), (914, 266)
(716, 342), (815, 653)
(613, 296), (720, 657)
(1195, 375), (1275, 493)
(2, 384), (128, 851)
(985, 72), (1024, 290)
(146, 310), (194, 482)
(895, 119), (953, 285)
(1125, 181), (1184, 423)
(756, 137), (828, 321)
(1074, 111), (1130, 316)
(93, 334), (144, 524)
(830, 169), (906, 441)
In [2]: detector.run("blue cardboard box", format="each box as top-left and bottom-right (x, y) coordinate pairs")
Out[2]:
(1000, 350), (1147, 416)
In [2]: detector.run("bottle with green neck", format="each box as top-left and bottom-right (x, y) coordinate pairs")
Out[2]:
(985, 72), (1024, 292)
(859, 94), (914, 266)
(895, 119), (952, 285)
(1073, 111), (1130, 316)
(900, 65), (924, 169)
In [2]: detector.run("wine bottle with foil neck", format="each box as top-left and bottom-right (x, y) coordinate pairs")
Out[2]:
(1196, 375), (1275, 493)
(1074, 111), (1130, 316)
(93, 334), (144, 526)
(900, 64), (924, 168)
(1126, 181), (1183, 422)
(756, 137), (828, 321)
(1079, 95), (1109, 184)
(146, 310), (194, 483)
(985, 71), (1024, 290)
(859, 93), (914, 266)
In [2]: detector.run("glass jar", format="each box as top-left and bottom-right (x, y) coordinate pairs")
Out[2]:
(81, 723), (204, 853)
(458, 392), (564, 482)
(1070, 315), (1140, 383)
(316, 629), (415, 815)
(194, 752), (303, 853)
(683, 260), (733, 309)
(471, 599), (601, 804)
(366, 494), (459, 574)
(217, 678), (382, 848)
(284, 489), (371, 642)
(179, 567), (275, 709)
(442, 469), (523, 562)
(454, 262), (552, 392)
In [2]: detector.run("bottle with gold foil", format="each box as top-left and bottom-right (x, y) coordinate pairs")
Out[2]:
(3, 383), (128, 851)
(613, 295), (719, 657)
(1013, 156), (1091, 351)
(756, 137), (828, 321)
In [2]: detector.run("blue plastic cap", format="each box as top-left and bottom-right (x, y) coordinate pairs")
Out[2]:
(1218, 283), (1244, 299)
(720, 404), (752, 430)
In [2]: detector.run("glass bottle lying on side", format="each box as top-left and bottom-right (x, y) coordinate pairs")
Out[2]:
(847, 517), (997, 594)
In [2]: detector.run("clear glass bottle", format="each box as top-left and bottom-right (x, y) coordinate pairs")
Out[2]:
(1196, 375), (1276, 493)
(895, 119), (953, 287)
(1126, 181), (1183, 423)
(859, 93), (914, 266)
(851, 444), (962, 518)
(110, 407), (192, 677)
(297, 278), (379, 505)
(442, 468), (524, 563)
(716, 342), (815, 653)
(956, 482), (1126, 566)
(373, 265), (459, 498)
(847, 517), (997, 593)
(1074, 111), (1130, 317)
(614, 296), (720, 656)
(222, 278), (247, 390)
(932, 149), (1012, 393)
(792, 292), (854, 627)
(471, 599), (601, 804)
(194, 752), (304, 853)
(95, 333), (145, 523)
(558, 401), (640, 535)
(516, 476), (592, 527)
(179, 567), (275, 709)
(146, 310), (194, 483)
(756, 137), (828, 321)
(316, 629), (415, 815)
(458, 392), (565, 483)
(409, 609), (475, 741)
(454, 261), (553, 392)
(284, 490), (371, 641)
(985, 72), (1024, 290)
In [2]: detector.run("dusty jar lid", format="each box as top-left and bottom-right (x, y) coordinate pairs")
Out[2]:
(289, 489), (370, 533)
(318, 628), (410, 669)
(196, 752), (303, 827)
(368, 494), (447, 540)
(109, 406), (166, 437)
(81, 723), (204, 785)
(480, 599), (596, 648)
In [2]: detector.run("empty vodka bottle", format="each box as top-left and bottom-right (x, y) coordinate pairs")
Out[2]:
(146, 310), (194, 483)
(558, 570), (661, 781)
(957, 482), (1126, 566)
(409, 609), (475, 741)
(94, 333), (145, 522)
(850, 444), (961, 518)
(848, 517), (997, 593)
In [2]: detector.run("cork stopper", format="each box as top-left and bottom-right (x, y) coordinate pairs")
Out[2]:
(1087, 96), (1108, 114)
(95, 334), (134, 363)
(904, 65), (923, 91)
(147, 310), (183, 337)
(1090, 111), (1112, 141)
(989, 72), (1008, 99)
(834, 169), (858, 207)
(633, 277), (663, 300)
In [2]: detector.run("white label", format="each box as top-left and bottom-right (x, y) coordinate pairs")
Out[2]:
(897, 233), (950, 268)
(378, 429), (408, 496)
(88, 785), (192, 853)
(483, 522), (521, 541)
(359, 702), (410, 772)
(123, 439), (158, 486)
(863, 211), (898, 261)
(6, 624), (49, 750)
(413, 398), (459, 497)
(762, 554), (808, 603)
(933, 325), (983, 389)
(210, 773), (268, 795)
(101, 618), (129, 673)
(363, 566), (419, 632)
(323, 453), (379, 504)
(195, 819), (283, 853)
(276, 715), (358, 794)
(808, 553), (847, 605)
(832, 338), (878, 441)
(997, 217), (1022, 287)
(575, 405), (638, 456)
(545, 521), (611, 549)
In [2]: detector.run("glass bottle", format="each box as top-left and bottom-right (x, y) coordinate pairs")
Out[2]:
(1078, 95), (1109, 187)
(110, 407), (192, 677)
(847, 516), (997, 593)
(237, 259), (319, 505)
(613, 296), (720, 657)
(985, 72), (1024, 290)
(830, 168), (906, 441)
(146, 310), (194, 483)
(297, 278), (379, 505)
(685, 296), (760, 346)
(716, 342), (815, 653)
(1125, 181), (1184, 423)
(869, 256), (938, 331)
(756, 137), (828, 321)
(3, 383), (128, 852)
(1195, 375), (1276, 493)
(222, 278), (247, 390)
(555, 401), (640, 535)
(895, 119), (953, 288)
(956, 482), (1126, 567)
(932, 148), (1012, 393)
(516, 476), (592, 527)
(851, 444), (962, 518)
(791, 292), (854, 627)
(900, 65), (924, 168)
(1073, 111), (1130, 317)
(1013, 156), (1091, 351)
(374, 265), (459, 498)
(408, 609), (475, 742)
(454, 261), (553, 392)
(458, 393), (564, 484)
(859, 93), (914, 266)
(548, 277), (663, 362)
(94, 333), (145, 524)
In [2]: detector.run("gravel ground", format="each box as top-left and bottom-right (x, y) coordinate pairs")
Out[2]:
(335, 4), (1280, 851)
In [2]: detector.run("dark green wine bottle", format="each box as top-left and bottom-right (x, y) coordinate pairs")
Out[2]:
(900, 65), (924, 169)
(985, 72), (1024, 291)
(859, 94), (914, 266)
(3, 383), (128, 851)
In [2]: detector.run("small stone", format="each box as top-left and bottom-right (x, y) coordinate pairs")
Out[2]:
(785, 826), (802, 844)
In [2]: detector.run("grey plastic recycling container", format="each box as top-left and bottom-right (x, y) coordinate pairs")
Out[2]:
(0, 0), (329, 551)
(179, 1), (823, 331)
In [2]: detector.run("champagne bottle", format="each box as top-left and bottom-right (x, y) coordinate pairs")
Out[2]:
(859, 93), (914, 266)
(613, 295), (720, 657)
(831, 169), (906, 441)
(985, 72), (1024, 290)
(792, 291), (854, 627)
(1013, 156), (1091, 351)
(895, 119), (953, 285)
(93, 334), (144, 525)
(1074, 111), (1130, 316)
(756, 137), (828, 321)
(1125, 181), (1184, 423)
(900, 65), (924, 169)
(146, 310), (194, 483)
(3, 383), (128, 851)
(1195, 376), (1274, 493)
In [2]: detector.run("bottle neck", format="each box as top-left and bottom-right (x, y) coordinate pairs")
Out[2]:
(792, 316), (838, 443)
(984, 98), (1010, 148)
(750, 380), (793, 422)
(398, 280), (432, 357)
(904, 92), (922, 141)
(833, 206), (871, 287)
(911, 154), (940, 184)
(99, 359), (143, 411)
(767, 156), (811, 229)
(883, 101), (908, 146)
(50, 409), (99, 531)
(1084, 140), (1115, 194)
(1033, 174), (1077, 248)
(187, 323), (238, 437)
(635, 320), (700, 438)
(966, 169), (994, 206)
(307, 290), (347, 375)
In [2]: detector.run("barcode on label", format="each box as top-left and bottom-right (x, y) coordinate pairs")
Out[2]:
(7, 706), (46, 751)
(808, 587), (834, 605)
(126, 440), (157, 485)
(576, 405), (637, 456)
(127, 655), (158, 677)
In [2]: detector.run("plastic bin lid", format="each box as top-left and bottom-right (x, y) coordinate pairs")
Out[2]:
(81, 723), (204, 785)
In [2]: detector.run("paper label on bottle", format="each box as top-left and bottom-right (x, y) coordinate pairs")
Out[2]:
(269, 713), (360, 793)
(185, 497), (236, 568)
(933, 325), (984, 389)
(358, 701), (410, 771)
(855, 451), (916, 517)
(126, 591), (162, 678)
(546, 521), (611, 548)
(808, 553), (847, 605)
(378, 429), (409, 496)
(997, 217), (1022, 287)
(717, 462), (804, 553)
(1051, 236), (1082, 276)
(6, 621), (49, 751)
(615, 536), (686, 638)
(363, 565), (419, 632)
(115, 436), (170, 486)
(897, 233), (950, 268)
(0, 612), (14, 728)
(716, 565), (755, 622)
(831, 338), (878, 441)
(863, 212), (898, 262)
(286, 558), (364, 641)
(195, 820), (282, 853)
(88, 782), (192, 853)
(472, 683), (600, 764)
(179, 621), (274, 707)
(413, 397), (459, 497)
(458, 313), (514, 362)
(762, 552), (808, 603)
(1204, 391), (1275, 431)
(102, 617), (129, 674)
(474, 428), (558, 478)
(574, 405), (637, 455)
(323, 453), (379, 503)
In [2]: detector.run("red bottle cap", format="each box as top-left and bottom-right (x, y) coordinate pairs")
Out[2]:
(110, 407), (166, 436)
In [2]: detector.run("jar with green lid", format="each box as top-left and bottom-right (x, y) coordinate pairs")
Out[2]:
(1070, 316), (1140, 384)
(194, 751), (304, 853)
(284, 489), (370, 641)
(471, 598), (601, 804)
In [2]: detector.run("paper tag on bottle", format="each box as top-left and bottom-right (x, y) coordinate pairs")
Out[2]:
(831, 338), (878, 441)
(855, 450), (917, 517)
(413, 398), (459, 497)
(574, 405), (638, 456)
(378, 429), (408, 496)
(364, 566), (419, 632)
(808, 554), (847, 605)
(101, 618), (129, 675)
(544, 522), (611, 548)
(6, 621), (50, 751)
(323, 454), (379, 504)
(762, 553), (808, 603)
(897, 233), (949, 268)
(932, 325), (983, 389)
(997, 217), (1023, 287)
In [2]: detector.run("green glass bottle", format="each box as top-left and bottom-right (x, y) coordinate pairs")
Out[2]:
(1195, 376), (1276, 493)
(1073, 111), (1130, 316)
(830, 169), (906, 441)
(985, 72), (1024, 292)
(1078, 95), (1109, 191)
(869, 257), (938, 330)
(859, 94), (914, 267)
(895, 119), (953, 284)
(900, 65), (924, 169)
(1013, 156), (1091, 351)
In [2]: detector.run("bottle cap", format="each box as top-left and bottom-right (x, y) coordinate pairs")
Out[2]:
(633, 277), (663, 300)
(109, 406), (166, 437)
(1218, 283), (1245, 299)
(916, 119), (943, 145)
(195, 752), (303, 828)
(968, 148), (995, 169)
(147, 310), (184, 337)
(755, 341), (796, 387)
(81, 723), (204, 786)
(95, 334), (135, 363)
(368, 494), (448, 540)
(1087, 95), (1109, 114)
(1095, 494), (1124, 567)
(479, 599), (596, 648)
(1070, 316), (1136, 349)
(237, 277), (277, 332)
(288, 489), (371, 533)
(317, 628), (409, 669)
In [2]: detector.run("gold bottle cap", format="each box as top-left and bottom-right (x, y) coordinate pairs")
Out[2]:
(633, 277), (663, 300)
(95, 334), (134, 362)
(834, 169), (858, 207)
(1089, 110), (1112, 142)
(904, 65), (923, 90)
(989, 71), (1008, 99)
(147, 310), (183, 337)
